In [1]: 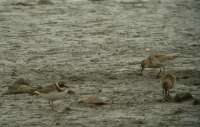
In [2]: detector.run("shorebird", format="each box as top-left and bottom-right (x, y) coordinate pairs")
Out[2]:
(140, 53), (178, 77)
(33, 81), (74, 110)
(78, 95), (111, 107)
(2, 78), (39, 96)
(160, 72), (176, 98)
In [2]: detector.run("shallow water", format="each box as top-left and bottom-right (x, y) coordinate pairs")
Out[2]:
(0, 0), (200, 126)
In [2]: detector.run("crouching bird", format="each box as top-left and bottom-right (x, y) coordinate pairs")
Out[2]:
(140, 53), (178, 77)
(33, 81), (75, 110)
(78, 95), (111, 107)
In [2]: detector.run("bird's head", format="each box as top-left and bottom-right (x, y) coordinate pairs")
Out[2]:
(57, 81), (68, 88)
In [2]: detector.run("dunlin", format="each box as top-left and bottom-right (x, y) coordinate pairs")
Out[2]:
(141, 53), (178, 77)
(160, 72), (176, 98)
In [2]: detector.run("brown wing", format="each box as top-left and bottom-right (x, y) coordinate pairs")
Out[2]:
(153, 54), (168, 62)
(147, 56), (163, 67)
(37, 84), (57, 94)
(153, 53), (166, 58)
(154, 53), (177, 62)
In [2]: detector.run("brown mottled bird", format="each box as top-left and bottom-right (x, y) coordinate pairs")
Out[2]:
(2, 78), (39, 96)
(33, 81), (74, 110)
(140, 53), (178, 77)
(160, 72), (176, 98)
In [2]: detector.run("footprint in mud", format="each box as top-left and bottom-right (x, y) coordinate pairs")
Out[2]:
(37, 0), (53, 5)
(11, 2), (34, 6)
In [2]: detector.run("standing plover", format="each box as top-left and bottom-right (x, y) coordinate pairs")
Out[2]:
(34, 81), (73, 110)
(160, 72), (176, 98)
(140, 53), (178, 77)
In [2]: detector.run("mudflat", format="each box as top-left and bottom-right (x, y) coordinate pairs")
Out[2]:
(0, 0), (200, 126)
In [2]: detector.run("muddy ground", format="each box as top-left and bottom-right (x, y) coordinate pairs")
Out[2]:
(0, 0), (200, 126)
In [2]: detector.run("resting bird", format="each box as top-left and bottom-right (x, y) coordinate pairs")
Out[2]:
(2, 78), (39, 96)
(78, 95), (111, 107)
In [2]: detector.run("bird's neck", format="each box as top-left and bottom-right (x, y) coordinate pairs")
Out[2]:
(55, 83), (65, 92)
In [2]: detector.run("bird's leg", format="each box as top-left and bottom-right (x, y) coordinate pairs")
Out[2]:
(140, 66), (144, 76)
(167, 90), (170, 98)
(163, 88), (168, 99)
(51, 101), (55, 111)
(163, 89), (165, 97)
(49, 100), (51, 106)
(140, 61), (145, 76)
(157, 67), (162, 78)
(48, 100), (54, 110)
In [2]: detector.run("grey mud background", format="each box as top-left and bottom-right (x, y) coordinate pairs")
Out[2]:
(0, 0), (200, 126)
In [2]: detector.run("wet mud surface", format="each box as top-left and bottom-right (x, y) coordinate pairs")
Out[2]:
(0, 0), (200, 126)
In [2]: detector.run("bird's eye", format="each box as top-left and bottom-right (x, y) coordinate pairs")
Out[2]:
(59, 84), (64, 87)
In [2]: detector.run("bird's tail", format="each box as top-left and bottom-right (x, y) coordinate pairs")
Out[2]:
(166, 53), (179, 60)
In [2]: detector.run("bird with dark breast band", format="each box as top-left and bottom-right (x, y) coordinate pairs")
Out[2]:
(33, 81), (75, 110)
